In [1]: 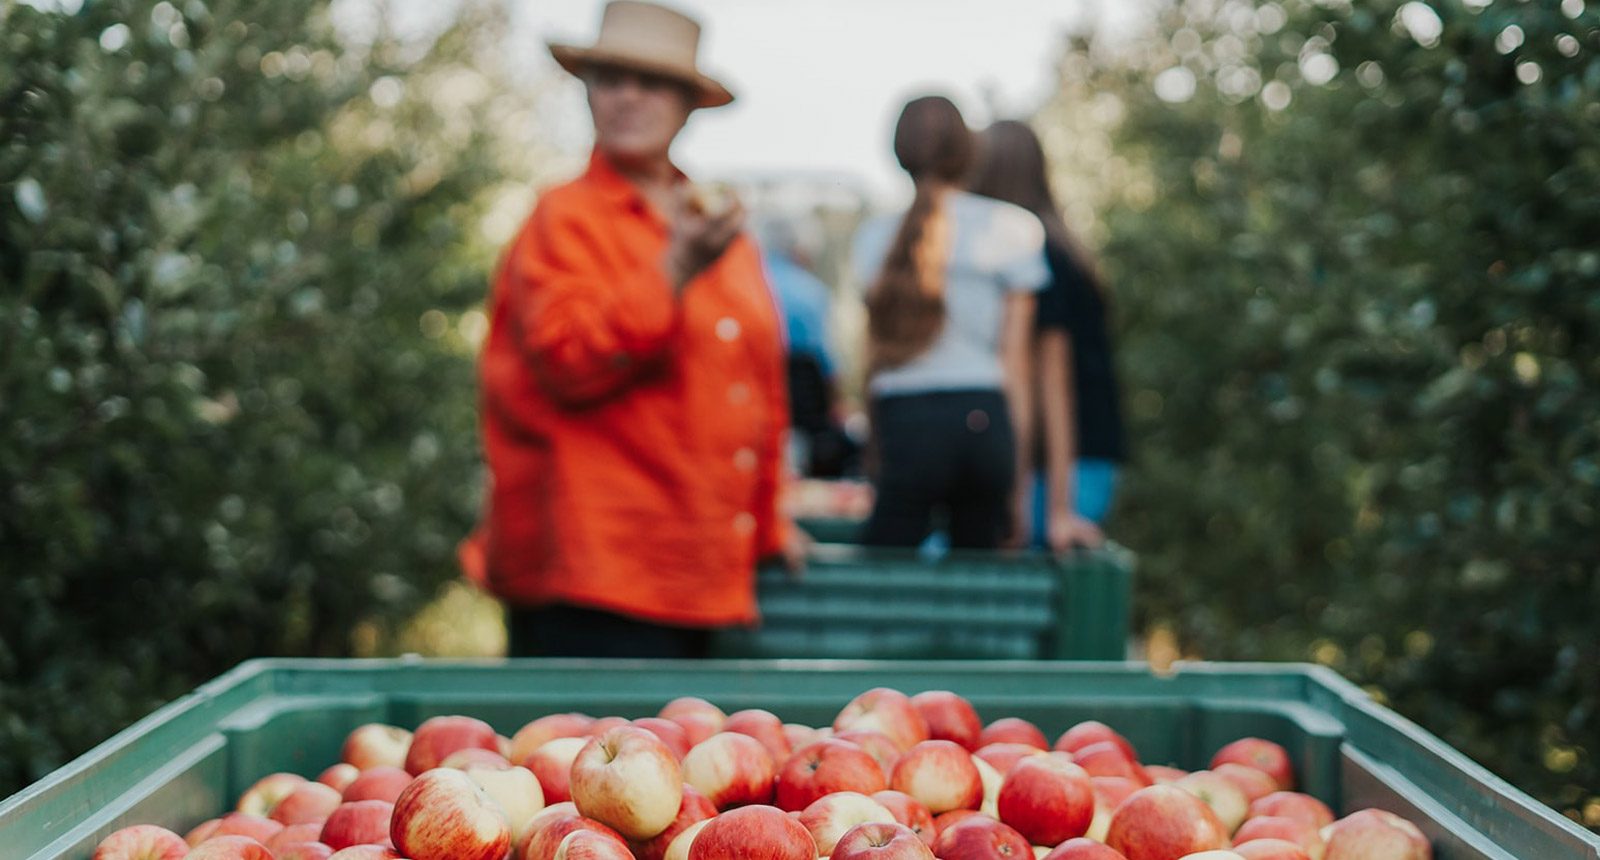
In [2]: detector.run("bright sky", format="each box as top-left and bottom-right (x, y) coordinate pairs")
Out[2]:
(514, 0), (1152, 205)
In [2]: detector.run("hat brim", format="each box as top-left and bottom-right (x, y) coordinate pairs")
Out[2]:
(549, 43), (734, 109)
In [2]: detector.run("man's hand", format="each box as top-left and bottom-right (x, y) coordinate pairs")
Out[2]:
(779, 524), (812, 578)
(664, 184), (745, 292)
(1047, 510), (1105, 553)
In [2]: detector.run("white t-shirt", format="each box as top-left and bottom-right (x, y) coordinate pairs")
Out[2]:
(852, 191), (1049, 397)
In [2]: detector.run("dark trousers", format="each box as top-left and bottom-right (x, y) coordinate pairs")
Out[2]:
(863, 389), (1016, 549)
(506, 604), (713, 659)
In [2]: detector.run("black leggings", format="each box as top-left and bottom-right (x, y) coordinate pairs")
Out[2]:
(505, 604), (713, 659)
(863, 389), (1016, 549)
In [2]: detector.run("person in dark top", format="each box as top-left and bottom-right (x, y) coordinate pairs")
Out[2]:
(968, 120), (1127, 551)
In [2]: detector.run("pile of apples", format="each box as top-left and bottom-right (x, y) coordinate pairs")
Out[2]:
(93, 688), (1433, 860)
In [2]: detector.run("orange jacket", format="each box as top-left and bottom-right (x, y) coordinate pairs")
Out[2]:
(458, 150), (789, 627)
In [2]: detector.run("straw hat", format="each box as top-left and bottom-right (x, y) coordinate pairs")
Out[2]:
(548, 1), (735, 109)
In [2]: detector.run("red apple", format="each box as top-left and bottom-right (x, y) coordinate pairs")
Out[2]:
(587, 717), (631, 737)
(442, 748), (513, 771)
(1039, 837), (1129, 860)
(92, 825), (189, 860)
(977, 719), (1048, 751)
(630, 784), (718, 860)
(930, 815), (1031, 860)
(570, 725), (685, 840)
(406, 716), (501, 775)
(872, 790), (937, 846)
(1054, 721), (1138, 764)
(238, 772), (308, 817)
(319, 800), (395, 850)
(276, 842), (336, 860)
(1232, 817), (1322, 860)
(211, 813), (283, 845)
(186, 836), (274, 860)
(836, 689), (930, 753)
(1170, 853), (1244, 860)
(664, 819), (713, 860)
(1246, 793), (1334, 831)
(683, 730), (777, 809)
(1071, 742), (1150, 785)
(511, 714), (596, 764)
(1085, 776), (1143, 843)
(1144, 767), (1188, 785)
(267, 823), (326, 853)
(972, 754), (1003, 818)
(932, 809), (982, 838)
(390, 768), (511, 860)
(910, 692), (983, 751)
(327, 847), (403, 860)
(341, 724), (413, 771)
(891, 740), (984, 815)
(836, 730), (905, 775)
(832, 822), (937, 860)
(1232, 840), (1311, 860)
(520, 812), (626, 860)
(974, 743), (1047, 776)
(553, 828), (635, 860)
(724, 709), (794, 763)
(687, 805), (818, 860)
(1212, 765), (1278, 804)
(1210, 740), (1294, 792)
(996, 754), (1095, 846)
(634, 717), (694, 760)
(776, 738), (888, 811)
(660, 698), (727, 748)
(784, 724), (822, 751)
(342, 766), (413, 804)
(319, 764), (362, 794)
(1322, 810), (1429, 860)
(185, 819), (221, 847)
(523, 736), (589, 804)
(799, 791), (898, 855)
(465, 763), (546, 843)
(1104, 785), (1230, 860)
(272, 781), (345, 825)
(1173, 771), (1250, 834)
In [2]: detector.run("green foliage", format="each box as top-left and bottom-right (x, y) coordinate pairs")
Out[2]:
(0, 0), (511, 795)
(1037, 0), (1598, 825)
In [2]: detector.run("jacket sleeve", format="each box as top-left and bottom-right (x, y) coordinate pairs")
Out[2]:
(754, 273), (792, 559)
(508, 199), (681, 406)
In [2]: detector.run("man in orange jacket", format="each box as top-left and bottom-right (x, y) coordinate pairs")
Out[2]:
(459, 1), (805, 657)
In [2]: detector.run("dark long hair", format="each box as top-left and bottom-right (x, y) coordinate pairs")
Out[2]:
(968, 120), (1105, 296)
(866, 96), (974, 370)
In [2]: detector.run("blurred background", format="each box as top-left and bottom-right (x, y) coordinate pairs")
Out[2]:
(1, 0), (1596, 832)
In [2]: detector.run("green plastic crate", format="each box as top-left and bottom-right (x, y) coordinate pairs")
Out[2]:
(794, 515), (864, 544)
(3, 659), (1596, 860)
(714, 544), (1133, 660)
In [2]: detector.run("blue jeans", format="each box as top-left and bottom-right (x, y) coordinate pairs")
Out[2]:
(1029, 459), (1120, 547)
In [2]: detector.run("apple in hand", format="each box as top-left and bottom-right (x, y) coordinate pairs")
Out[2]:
(930, 815), (1031, 860)
(687, 805), (818, 860)
(911, 692), (983, 751)
(891, 740), (984, 814)
(570, 725), (685, 840)
(995, 755), (1095, 846)
(342, 724), (413, 771)
(406, 716), (501, 775)
(1104, 785), (1230, 860)
(92, 825), (190, 860)
(683, 731), (777, 809)
(798, 791), (898, 856)
(319, 800), (394, 850)
(836, 688), (930, 753)
(390, 768), (512, 860)
(776, 738), (888, 811)
(1209, 740), (1294, 792)
(832, 822), (936, 860)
